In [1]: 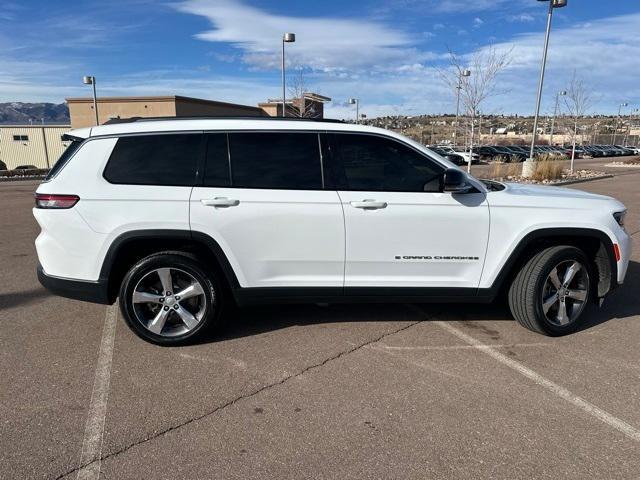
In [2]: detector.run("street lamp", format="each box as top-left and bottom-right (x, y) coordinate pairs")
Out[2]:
(454, 69), (471, 146)
(528, 0), (567, 162)
(281, 33), (296, 117)
(612, 102), (628, 145)
(82, 75), (99, 125)
(348, 98), (359, 124)
(549, 90), (566, 146)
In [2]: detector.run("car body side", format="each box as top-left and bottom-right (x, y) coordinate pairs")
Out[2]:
(33, 120), (630, 308)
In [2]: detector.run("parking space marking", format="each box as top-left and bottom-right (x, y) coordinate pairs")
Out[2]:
(436, 321), (640, 442)
(378, 342), (551, 351)
(76, 304), (118, 480)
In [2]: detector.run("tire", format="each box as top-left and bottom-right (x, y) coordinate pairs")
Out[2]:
(119, 251), (227, 346)
(508, 246), (592, 336)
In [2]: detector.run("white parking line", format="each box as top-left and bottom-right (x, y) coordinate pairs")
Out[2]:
(378, 342), (551, 351)
(76, 304), (118, 480)
(436, 321), (640, 442)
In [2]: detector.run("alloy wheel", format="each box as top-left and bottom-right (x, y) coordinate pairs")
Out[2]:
(132, 267), (210, 337)
(541, 260), (589, 326)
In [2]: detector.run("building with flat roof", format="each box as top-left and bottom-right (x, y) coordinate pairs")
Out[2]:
(259, 93), (331, 118)
(0, 125), (71, 170)
(66, 95), (267, 129)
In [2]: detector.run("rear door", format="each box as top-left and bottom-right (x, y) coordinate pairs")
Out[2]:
(190, 131), (344, 289)
(326, 132), (490, 291)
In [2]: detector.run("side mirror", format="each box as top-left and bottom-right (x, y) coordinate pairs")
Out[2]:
(443, 168), (473, 194)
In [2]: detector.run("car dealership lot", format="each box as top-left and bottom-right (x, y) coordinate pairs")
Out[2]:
(1, 160), (640, 480)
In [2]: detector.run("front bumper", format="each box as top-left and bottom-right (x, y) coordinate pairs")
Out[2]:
(37, 264), (111, 305)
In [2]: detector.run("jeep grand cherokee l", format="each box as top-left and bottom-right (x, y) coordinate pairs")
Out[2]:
(34, 118), (631, 345)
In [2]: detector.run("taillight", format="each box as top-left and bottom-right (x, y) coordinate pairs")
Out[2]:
(35, 193), (80, 209)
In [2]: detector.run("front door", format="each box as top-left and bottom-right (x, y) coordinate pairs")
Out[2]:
(326, 133), (489, 291)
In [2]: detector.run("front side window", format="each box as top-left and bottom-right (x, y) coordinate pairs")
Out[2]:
(227, 132), (322, 190)
(329, 134), (444, 192)
(104, 133), (202, 186)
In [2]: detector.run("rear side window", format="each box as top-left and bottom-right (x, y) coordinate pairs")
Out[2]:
(45, 139), (83, 181)
(104, 134), (202, 186)
(226, 132), (322, 190)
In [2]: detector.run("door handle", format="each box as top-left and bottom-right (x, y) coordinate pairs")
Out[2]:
(201, 197), (240, 208)
(350, 199), (387, 210)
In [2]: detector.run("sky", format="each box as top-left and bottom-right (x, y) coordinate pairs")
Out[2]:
(1, 0), (639, 118)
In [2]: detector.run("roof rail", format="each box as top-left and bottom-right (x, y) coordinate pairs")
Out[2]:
(102, 116), (344, 125)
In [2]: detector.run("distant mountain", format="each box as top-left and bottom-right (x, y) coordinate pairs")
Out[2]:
(0, 102), (70, 125)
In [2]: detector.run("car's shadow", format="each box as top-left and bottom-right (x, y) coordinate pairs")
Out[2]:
(197, 260), (640, 344)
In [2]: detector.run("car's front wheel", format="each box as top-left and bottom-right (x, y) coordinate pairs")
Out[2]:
(119, 252), (225, 345)
(508, 246), (591, 336)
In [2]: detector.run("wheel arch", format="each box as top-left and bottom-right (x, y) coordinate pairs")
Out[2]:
(487, 227), (617, 301)
(99, 229), (240, 304)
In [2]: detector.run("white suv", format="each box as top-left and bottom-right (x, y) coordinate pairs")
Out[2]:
(34, 118), (631, 345)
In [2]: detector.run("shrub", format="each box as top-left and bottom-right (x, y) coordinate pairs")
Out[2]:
(531, 160), (563, 181)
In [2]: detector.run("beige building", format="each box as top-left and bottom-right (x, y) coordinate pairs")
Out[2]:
(66, 95), (267, 129)
(0, 125), (71, 170)
(259, 93), (331, 118)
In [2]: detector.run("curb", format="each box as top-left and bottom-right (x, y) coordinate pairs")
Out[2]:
(552, 174), (614, 186)
(0, 175), (46, 183)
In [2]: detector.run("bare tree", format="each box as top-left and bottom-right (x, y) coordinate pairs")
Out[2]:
(287, 65), (317, 118)
(438, 46), (512, 172)
(563, 71), (593, 173)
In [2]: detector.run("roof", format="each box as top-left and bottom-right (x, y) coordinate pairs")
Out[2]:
(70, 118), (393, 140)
(65, 95), (264, 113)
(262, 92), (331, 104)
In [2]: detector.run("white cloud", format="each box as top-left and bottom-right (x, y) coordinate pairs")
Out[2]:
(472, 13), (640, 113)
(473, 17), (484, 28)
(173, 0), (432, 72)
(507, 13), (535, 23)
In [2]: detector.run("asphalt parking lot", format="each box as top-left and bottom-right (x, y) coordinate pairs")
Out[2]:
(1, 158), (640, 479)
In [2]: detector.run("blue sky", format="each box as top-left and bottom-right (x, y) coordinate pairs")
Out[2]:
(1, 0), (639, 118)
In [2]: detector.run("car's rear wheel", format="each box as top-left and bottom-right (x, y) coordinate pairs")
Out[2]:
(508, 246), (591, 336)
(119, 252), (226, 345)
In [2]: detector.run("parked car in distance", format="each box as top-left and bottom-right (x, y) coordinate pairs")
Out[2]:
(435, 145), (480, 164)
(14, 165), (38, 170)
(34, 117), (631, 345)
(0, 160), (7, 171)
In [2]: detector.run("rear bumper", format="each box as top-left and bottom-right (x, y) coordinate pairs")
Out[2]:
(37, 264), (111, 305)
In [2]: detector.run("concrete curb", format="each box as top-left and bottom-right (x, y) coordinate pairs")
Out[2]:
(553, 174), (614, 186)
(0, 175), (46, 183)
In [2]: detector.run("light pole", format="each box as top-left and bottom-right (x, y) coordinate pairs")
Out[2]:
(348, 98), (359, 124)
(549, 90), (566, 146)
(281, 33), (295, 117)
(612, 102), (628, 145)
(528, 0), (567, 162)
(454, 69), (471, 146)
(82, 75), (99, 125)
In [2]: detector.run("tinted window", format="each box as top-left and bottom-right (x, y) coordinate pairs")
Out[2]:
(203, 133), (231, 187)
(45, 140), (83, 180)
(330, 134), (443, 192)
(228, 132), (322, 190)
(104, 134), (202, 186)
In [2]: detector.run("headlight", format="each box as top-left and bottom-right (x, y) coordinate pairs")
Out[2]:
(613, 211), (626, 229)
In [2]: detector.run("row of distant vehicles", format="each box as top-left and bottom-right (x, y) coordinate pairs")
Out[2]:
(429, 144), (640, 164)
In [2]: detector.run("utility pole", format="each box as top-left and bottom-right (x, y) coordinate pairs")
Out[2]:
(549, 90), (566, 146)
